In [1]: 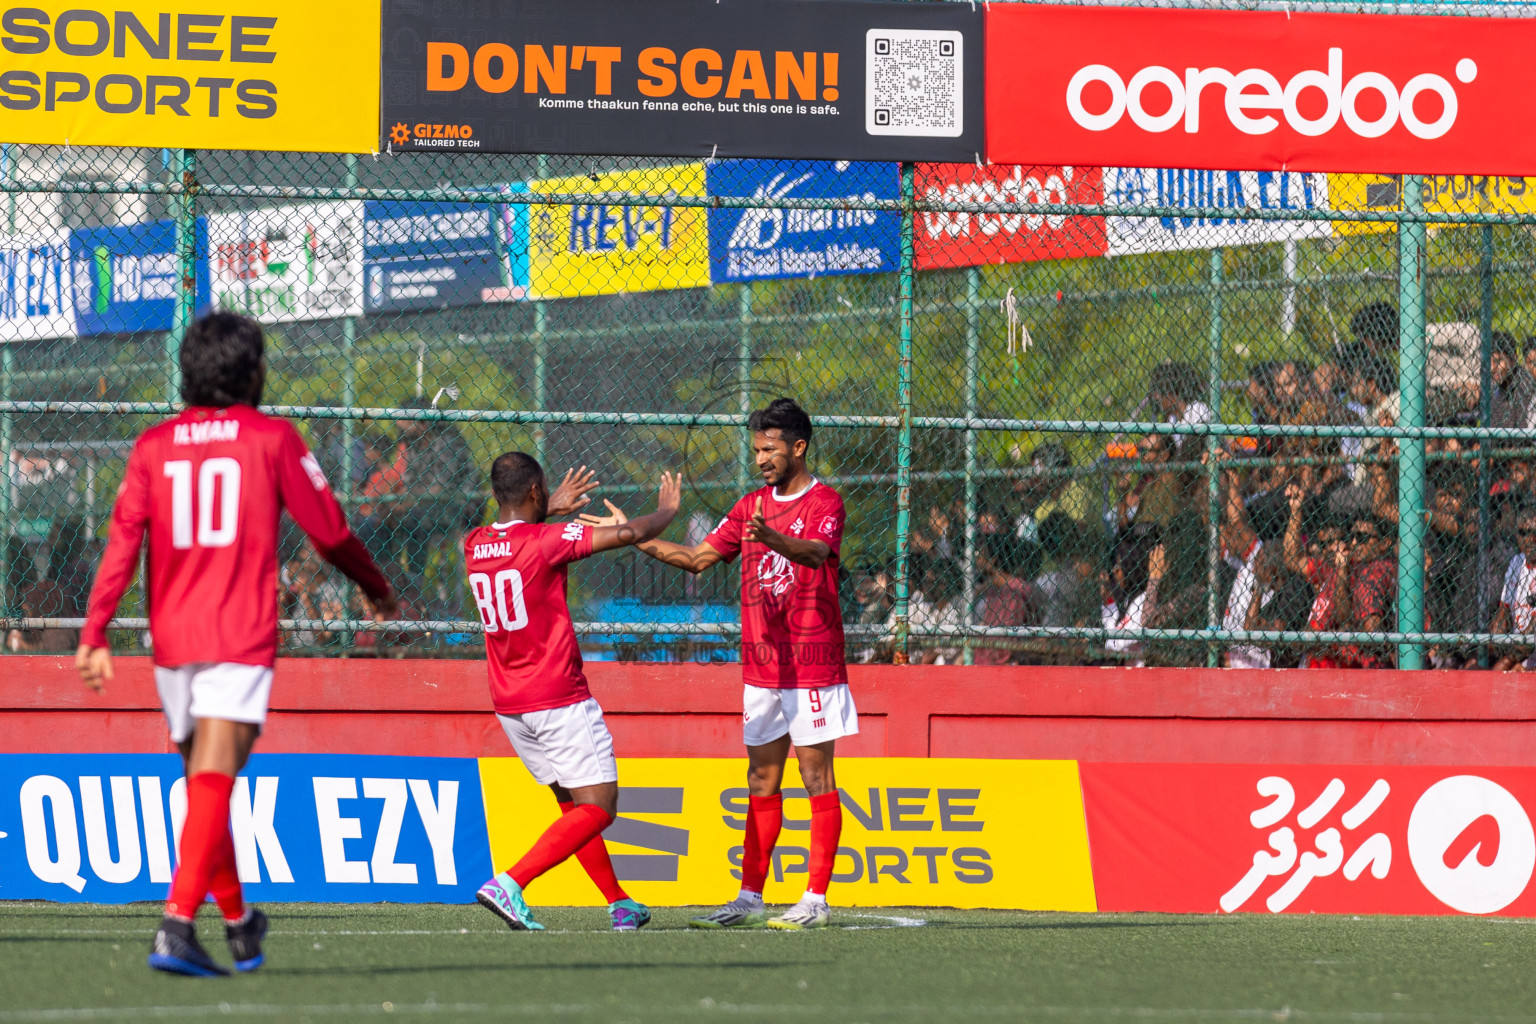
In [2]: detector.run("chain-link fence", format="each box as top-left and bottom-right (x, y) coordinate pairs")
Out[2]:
(4, 134), (1536, 669)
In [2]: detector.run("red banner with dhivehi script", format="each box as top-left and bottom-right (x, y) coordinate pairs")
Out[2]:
(914, 164), (1107, 269)
(986, 5), (1536, 175)
(1082, 763), (1536, 916)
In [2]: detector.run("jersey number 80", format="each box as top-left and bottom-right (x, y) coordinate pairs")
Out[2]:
(469, 569), (529, 633)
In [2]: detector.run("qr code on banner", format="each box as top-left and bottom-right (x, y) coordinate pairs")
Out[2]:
(865, 29), (964, 138)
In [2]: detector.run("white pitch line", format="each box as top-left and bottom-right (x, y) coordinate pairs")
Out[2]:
(3, 1004), (1535, 1023)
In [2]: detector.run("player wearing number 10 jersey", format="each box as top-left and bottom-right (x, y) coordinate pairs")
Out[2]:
(464, 452), (680, 933)
(77, 313), (397, 978)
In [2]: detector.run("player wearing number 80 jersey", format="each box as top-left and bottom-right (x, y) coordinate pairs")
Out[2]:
(464, 452), (680, 933)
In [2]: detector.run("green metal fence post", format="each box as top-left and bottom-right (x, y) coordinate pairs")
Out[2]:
(534, 155), (550, 463)
(0, 143), (13, 617)
(341, 154), (359, 498)
(169, 149), (197, 403)
(961, 267), (981, 666)
(1396, 176), (1428, 670)
(1205, 248), (1224, 668)
(893, 162), (915, 664)
(1477, 224), (1495, 668)
(738, 282), (755, 493)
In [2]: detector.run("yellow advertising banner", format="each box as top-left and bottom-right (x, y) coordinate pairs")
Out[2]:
(0, 2), (379, 152)
(478, 757), (1098, 911)
(1329, 174), (1536, 235)
(528, 165), (710, 299)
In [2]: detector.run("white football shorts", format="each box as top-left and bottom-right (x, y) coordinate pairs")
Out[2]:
(497, 697), (618, 789)
(742, 682), (859, 748)
(154, 662), (275, 743)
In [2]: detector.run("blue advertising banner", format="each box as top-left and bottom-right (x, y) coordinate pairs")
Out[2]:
(0, 754), (490, 904)
(69, 219), (210, 336)
(707, 160), (900, 283)
(364, 187), (529, 312)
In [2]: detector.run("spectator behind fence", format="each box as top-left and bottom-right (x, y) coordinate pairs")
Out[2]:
(1424, 467), (1479, 667)
(887, 558), (963, 664)
(1101, 522), (1164, 666)
(1491, 507), (1536, 670)
(1218, 454), (1267, 668)
(395, 395), (482, 579)
(1490, 332), (1535, 430)
(46, 517), (95, 617)
(1149, 361), (1209, 452)
(1012, 441), (1075, 554)
(5, 549), (77, 652)
(1284, 482), (1396, 669)
(973, 536), (1040, 666)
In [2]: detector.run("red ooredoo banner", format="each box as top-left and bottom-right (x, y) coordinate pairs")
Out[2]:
(913, 164), (1107, 269)
(986, 6), (1536, 175)
(1083, 764), (1536, 916)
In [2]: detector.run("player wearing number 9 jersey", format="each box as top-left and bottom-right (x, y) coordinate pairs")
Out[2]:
(77, 313), (396, 978)
(465, 452), (680, 934)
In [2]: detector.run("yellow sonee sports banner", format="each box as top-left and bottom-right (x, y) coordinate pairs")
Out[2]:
(0, 2), (379, 152)
(1329, 174), (1536, 235)
(478, 757), (1098, 911)
(528, 164), (710, 300)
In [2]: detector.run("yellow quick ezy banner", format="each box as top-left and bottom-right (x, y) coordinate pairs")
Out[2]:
(478, 757), (1097, 911)
(528, 165), (710, 300)
(0, 2), (379, 152)
(1329, 174), (1536, 235)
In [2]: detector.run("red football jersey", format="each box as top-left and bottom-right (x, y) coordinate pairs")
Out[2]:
(82, 406), (391, 668)
(464, 518), (595, 715)
(704, 480), (847, 689)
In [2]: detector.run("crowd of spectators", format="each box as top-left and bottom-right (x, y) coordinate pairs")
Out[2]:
(857, 302), (1536, 670)
(16, 313), (1536, 669)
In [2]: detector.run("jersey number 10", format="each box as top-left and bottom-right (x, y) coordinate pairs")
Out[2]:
(469, 570), (529, 633)
(164, 458), (242, 550)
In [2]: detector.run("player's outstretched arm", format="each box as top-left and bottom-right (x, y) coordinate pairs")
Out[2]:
(579, 483), (726, 574)
(589, 471), (683, 554)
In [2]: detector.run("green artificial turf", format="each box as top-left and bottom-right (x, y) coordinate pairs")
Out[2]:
(1, 903), (1533, 1023)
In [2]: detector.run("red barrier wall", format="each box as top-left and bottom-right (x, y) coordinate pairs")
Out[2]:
(5, 657), (1536, 764)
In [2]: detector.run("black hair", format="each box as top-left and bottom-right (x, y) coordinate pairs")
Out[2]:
(1149, 361), (1203, 403)
(1113, 522), (1161, 603)
(748, 397), (813, 446)
(1492, 331), (1519, 360)
(1351, 302), (1399, 347)
(1351, 512), (1392, 538)
(180, 311), (265, 407)
(490, 451), (545, 505)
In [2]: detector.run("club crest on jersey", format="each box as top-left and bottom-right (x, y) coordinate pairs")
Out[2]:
(756, 550), (797, 596)
(473, 541), (513, 559)
(173, 420), (239, 446)
(790, 517), (805, 536)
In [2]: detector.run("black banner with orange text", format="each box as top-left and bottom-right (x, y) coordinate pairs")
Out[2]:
(378, 0), (984, 161)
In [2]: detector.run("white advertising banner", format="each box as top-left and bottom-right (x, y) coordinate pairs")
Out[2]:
(1, 232), (74, 343)
(1105, 169), (1331, 256)
(210, 203), (365, 323)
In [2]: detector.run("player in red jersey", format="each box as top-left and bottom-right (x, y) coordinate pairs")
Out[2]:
(467, 452), (680, 932)
(582, 398), (852, 930)
(76, 312), (396, 977)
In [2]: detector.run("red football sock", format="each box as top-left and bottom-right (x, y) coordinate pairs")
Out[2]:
(807, 791), (843, 896)
(207, 826), (246, 922)
(166, 772), (235, 920)
(740, 793), (784, 895)
(559, 801), (629, 904)
(508, 803), (613, 891)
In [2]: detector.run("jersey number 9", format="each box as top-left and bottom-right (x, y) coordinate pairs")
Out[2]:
(469, 569), (529, 633)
